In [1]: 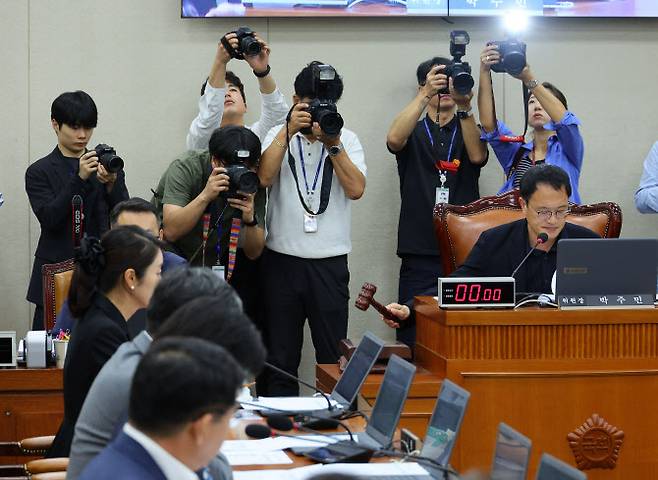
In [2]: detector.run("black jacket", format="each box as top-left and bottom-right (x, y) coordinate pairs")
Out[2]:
(48, 293), (129, 458)
(25, 147), (129, 306)
(452, 219), (600, 293)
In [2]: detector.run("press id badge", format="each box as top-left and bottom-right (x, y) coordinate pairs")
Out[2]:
(304, 212), (318, 233)
(211, 265), (226, 281)
(436, 187), (450, 204)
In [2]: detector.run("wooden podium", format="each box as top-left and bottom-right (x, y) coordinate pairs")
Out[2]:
(414, 296), (658, 479)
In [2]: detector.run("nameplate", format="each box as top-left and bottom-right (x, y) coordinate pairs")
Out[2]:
(558, 294), (655, 309)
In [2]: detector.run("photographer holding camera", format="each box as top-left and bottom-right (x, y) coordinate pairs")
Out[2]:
(25, 90), (129, 329)
(258, 61), (366, 396)
(385, 34), (488, 348)
(479, 42), (583, 203)
(187, 27), (289, 150)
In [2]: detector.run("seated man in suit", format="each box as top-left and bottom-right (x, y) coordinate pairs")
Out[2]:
(79, 336), (243, 480)
(67, 268), (265, 480)
(380, 164), (599, 327)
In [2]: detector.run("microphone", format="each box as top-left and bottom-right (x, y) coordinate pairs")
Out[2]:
(266, 414), (354, 442)
(511, 232), (549, 278)
(244, 423), (339, 445)
(264, 361), (335, 412)
(71, 195), (84, 248)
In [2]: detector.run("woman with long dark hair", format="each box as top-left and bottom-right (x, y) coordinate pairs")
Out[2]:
(48, 225), (163, 457)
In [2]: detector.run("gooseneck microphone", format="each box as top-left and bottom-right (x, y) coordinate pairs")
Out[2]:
(244, 423), (333, 444)
(511, 232), (549, 278)
(266, 414), (355, 442)
(71, 195), (84, 248)
(264, 361), (334, 412)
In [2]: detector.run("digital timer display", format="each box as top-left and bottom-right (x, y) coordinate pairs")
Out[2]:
(438, 277), (516, 309)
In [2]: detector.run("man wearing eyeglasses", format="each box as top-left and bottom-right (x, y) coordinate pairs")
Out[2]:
(450, 164), (599, 294)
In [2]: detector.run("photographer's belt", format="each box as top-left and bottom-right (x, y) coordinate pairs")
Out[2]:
(424, 118), (461, 205)
(288, 136), (333, 233)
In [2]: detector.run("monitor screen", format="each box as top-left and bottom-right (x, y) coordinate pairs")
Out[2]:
(421, 379), (470, 465)
(536, 454), (586, 480)
(490, 424), (531, 480)
(332, 332), (384, 406)
(182, 0), (658, 18)
(367, 355), (415, 446)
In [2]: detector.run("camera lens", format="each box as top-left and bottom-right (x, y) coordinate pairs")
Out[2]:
(316, 111), (344, 137)
(452, 72), (474, 95)
(503, 52), (526, 76)
(237, 171), (259, 194)
(103, 155), (124, 173)
(241, 37), (261, 57)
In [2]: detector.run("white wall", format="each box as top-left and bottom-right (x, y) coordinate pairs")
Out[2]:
(2, 0), (658, 387)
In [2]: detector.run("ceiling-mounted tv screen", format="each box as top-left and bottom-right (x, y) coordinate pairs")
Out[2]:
(182, 0), (658, 18)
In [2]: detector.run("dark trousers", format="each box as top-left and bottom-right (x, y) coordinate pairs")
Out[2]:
(396, 254), (442, 349)
(263, 249), (349, 396)
(32, 305), (44, 331)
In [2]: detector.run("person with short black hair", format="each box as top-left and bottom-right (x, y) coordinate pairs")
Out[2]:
(186, 30), (288, 150)
(25, 90), (129, 329)
(48, 226), (163, 458)
(479, 45), (584, 203)
(384, 56), (488, 347)
(68, 269), (263, 480)
(382, 165), (599, 325)
(78, 337), (243, 480)
(258, 61), (366, 396)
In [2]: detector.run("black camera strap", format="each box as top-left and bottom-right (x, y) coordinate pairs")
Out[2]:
(284, 116), (333, 216)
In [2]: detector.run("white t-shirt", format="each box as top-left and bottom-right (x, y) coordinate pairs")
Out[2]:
(186, 83), (289, 150)
(262, 126), (366, 259)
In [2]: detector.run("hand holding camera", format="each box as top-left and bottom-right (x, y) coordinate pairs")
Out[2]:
(312, 122), (341, 147)
(227, 192), (256, 224)
(78, 150), (99, 181)
(421, 65), (449, 99)
(221, 27), (262, 60)
(288, 102), (313, 136)
(487, 38), (527, 77)
(480, 43), (501, 72)
(201, 167), (230, 203)
(243, 32), (270, 75)
(217, 33), (238, 65)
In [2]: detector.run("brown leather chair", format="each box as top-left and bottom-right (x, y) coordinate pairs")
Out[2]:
(0, 436), (54, 458)
(434, 190), (623, 275)
(41, 260), (75, 331)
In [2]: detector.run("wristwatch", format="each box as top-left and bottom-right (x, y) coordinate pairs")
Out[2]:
(525, 79), (540, 90)
(456, 108), (473, 120)
(244, 215), (258, 227)
(327, 143), (344, 157)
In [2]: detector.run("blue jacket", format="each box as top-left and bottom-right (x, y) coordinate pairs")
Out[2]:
(78, 430), (166, 480)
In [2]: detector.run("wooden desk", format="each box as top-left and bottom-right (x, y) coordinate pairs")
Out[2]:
(415, 296), (658, 479)
(0, 368), (63, 464)
(317, 363), (441, 439)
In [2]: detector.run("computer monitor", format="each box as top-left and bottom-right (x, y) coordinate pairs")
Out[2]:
(536, 454), (586, 480)
(359, 354), (416, 449)
(490, 423), (532, 480)
(330, 331), (385, 409)
(421, 379), (470, 466)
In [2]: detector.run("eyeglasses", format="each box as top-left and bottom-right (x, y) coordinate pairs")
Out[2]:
(533, 208), (570, 220)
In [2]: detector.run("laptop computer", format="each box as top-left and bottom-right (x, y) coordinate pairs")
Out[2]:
(556, 238), (657, 308)
(490, 423), (532, 480)
(536, 453), (586, 480)
(420, 379), (470, 475)
(357, 354), (416, 449)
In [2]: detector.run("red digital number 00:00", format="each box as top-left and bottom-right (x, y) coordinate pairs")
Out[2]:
(454, 284), (502, 302)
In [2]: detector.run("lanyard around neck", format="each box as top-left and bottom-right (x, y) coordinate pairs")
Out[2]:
(296, 136), (325, 197)
(423, 117), (458, 163)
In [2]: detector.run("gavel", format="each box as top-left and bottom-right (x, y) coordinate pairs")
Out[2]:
(355, 282), (397, 321)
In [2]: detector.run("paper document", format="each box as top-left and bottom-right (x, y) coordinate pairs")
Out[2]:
(221, 434), (350, 454)
(241, 396), (339, 412)
(234, 462), (431, 480)
(224, 449), (293, 466)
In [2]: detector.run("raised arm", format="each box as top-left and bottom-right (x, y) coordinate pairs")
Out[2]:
(449, 78), (487, 165)
(516, 66), (567, 124)
(386, 65), (448, 153)
(478, 44), (500, 133)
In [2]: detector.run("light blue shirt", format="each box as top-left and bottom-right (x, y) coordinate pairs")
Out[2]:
(635, 141), (658, 213)
(481, 111), (584, 204)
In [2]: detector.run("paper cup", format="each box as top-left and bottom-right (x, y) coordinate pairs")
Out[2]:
(53, 339), (68, 368)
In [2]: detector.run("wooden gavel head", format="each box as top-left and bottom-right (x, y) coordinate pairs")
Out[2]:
(355, 283), (377, 311)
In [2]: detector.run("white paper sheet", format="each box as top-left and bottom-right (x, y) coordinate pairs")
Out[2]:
(241, 396), (339, 412)
(224, 449), (293, 466)
(233, 462), (431, 480)
(221, 434), (350, 454)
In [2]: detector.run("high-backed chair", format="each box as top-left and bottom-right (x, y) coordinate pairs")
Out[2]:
(434, 190), (623, 276)
(41, 259), (75, 332)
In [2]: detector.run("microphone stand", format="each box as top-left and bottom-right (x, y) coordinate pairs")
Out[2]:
(511, 234), (548, 278)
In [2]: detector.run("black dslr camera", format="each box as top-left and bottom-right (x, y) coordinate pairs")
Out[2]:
(490, 38), (527, 76)
(223, 150), (259, 199)
(300, 64), (344, 137)
(94, 144), (124, 173)
(222, 27), (261, 59)
(442, 30), (474, 96)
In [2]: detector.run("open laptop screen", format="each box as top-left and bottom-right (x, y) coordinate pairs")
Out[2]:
(331, 332), (385, 407)
(365, 355), (416, 447)
(421, 379), (470, 466)
(490, 423), (532, 480)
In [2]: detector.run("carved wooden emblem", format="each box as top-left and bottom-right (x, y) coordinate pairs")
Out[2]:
(567, 414), (624, 470)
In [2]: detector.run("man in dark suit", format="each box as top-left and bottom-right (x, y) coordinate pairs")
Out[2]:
(25, 90), (129, 329)
(379, 164), (599, 327)
(79, 336), (243, 480)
